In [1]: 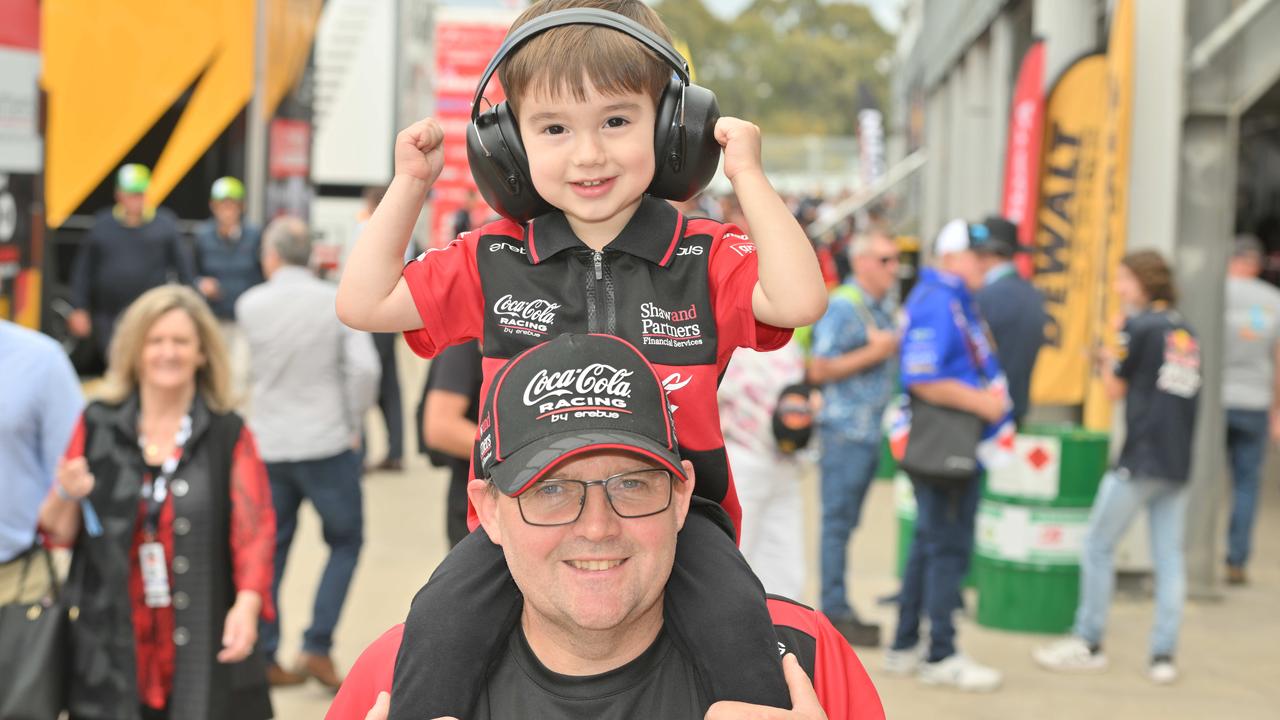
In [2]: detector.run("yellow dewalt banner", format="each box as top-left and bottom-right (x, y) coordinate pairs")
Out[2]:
(1083, 0), (1135, 430)
(1029, 54), (1107, 406)
(43, 0), (321, 227)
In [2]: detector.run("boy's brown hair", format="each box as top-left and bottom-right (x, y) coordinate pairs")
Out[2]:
(497, 0), (675, 117)
(1121, 249), (1178, 306)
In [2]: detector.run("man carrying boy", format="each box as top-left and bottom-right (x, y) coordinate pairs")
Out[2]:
(327, 335), (884, 720)
(335, 1), (828, 716)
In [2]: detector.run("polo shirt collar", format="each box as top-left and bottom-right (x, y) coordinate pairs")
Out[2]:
(525, 197), (684, 267)
(270, 266), (313, 283)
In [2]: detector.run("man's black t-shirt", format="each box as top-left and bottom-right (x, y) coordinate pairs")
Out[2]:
(476, 625), (704, 719)
(416, 340), (482, 546)
(1115, 308), (1201, 482)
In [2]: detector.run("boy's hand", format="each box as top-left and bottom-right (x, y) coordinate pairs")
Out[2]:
(395, 118), (446, 185)
(714, 117), (764, 183)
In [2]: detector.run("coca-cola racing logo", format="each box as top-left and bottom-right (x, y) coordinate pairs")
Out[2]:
(640, 301), (703, 348)
(523, 364), (634, 423)
(493, 294), (561, 337)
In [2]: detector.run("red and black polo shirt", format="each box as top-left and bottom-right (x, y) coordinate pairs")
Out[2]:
(402, 196), (790, 531)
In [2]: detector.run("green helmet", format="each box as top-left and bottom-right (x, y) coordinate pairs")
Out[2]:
(210, 176), (246, 201)
(116, 164), (151, 193)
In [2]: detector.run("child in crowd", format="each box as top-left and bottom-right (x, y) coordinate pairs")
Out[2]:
(335, 1), (827, 716)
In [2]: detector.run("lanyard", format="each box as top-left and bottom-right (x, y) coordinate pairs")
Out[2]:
(139, 414), (193, 537)
(949, 299), (994, 385)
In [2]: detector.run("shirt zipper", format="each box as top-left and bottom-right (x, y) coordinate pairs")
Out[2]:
(585, 250), (616, 334)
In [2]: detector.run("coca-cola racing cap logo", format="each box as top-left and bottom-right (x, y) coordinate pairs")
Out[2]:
(479, 334), (683, 494)
(522, 363), (634, 421)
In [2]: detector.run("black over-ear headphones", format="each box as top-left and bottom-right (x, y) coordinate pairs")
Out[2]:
(466, 8), (722, 223)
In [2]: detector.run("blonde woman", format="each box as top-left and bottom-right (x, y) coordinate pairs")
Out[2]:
(40, 285), (276, 720)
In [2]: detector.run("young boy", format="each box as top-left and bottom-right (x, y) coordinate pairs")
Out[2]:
(336, 1), (827, 716)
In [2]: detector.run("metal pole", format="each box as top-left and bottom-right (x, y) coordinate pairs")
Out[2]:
(246, 0), (268, 226)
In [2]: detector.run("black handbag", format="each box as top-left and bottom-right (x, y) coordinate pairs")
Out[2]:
(0, 545), (66, 720)
(898, 394), (984, 482)
(898, 293), (999, 484)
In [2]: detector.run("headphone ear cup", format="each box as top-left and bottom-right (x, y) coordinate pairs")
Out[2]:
(648, 80), (721, 203)
(466, 102), (552, 224)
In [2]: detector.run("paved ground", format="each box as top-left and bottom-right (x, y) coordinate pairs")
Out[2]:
(271, 344), (1280, 718)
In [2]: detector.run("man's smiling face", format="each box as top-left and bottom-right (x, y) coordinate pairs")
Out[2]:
(473, 449), (693, 635)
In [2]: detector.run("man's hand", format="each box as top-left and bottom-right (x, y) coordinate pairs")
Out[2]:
(362, 692), (457, 720)
(217, 592), (261, 663)
(704, 654), (828, 720)
(975, 385), (1009, 424)
(198, 276), (222, 300)
(67, 309), (91, 338)
(395, 117), (446, 186)
(714, 117), (764, 184)
(56, 457), (95, 500)
(363, 692), (390, 720)
(1270, 408), (1280, 445)
(865, 327), (899, 362)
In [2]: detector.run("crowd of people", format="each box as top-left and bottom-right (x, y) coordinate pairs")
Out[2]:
(0, 1), (1273, 718)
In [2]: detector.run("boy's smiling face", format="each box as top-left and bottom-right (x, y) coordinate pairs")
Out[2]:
(516, 81), (657, 248)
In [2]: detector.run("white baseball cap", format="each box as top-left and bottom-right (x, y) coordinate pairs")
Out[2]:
(933, 218), (973, 256)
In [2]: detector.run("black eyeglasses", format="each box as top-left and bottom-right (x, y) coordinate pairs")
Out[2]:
(516, 468), (676, 526)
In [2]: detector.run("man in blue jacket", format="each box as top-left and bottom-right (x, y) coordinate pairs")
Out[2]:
(884, 219), (1011, 692)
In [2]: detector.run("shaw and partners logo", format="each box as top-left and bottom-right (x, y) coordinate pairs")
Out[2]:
(640, 301), (703, 348)
(523, 364), (634, 423)
(493, 294), (561, 337)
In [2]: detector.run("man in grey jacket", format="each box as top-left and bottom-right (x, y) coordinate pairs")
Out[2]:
(237, 217), (380, 689)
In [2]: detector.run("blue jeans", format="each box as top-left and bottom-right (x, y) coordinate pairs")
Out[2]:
(260, 450), (364, 658)
(1073, 470), (1189, 657)
(1226, 408), (1268, 568)
(891, 474), (980, 662)
(818, 432), (880, 618)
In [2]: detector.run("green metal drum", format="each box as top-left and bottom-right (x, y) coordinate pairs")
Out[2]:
(974, 425), (1109, 633)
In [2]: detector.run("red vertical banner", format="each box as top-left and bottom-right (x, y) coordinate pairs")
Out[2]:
(432, 16), (509, 249)
(1001, 40), (1046, 278)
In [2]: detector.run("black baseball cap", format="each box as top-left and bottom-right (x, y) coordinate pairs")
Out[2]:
(475, 334), (686, 497)
(971, 215), (1021, 257)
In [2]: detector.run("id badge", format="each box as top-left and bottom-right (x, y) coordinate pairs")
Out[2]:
(139, 542), (172, 608)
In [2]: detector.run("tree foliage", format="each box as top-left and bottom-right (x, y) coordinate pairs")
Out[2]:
(653, 0), (894, 136)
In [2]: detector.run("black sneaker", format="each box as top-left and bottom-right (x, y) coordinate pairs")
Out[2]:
(830, 615), (882, 647)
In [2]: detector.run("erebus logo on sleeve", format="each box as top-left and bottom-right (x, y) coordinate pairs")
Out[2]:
(724, 232), (756, 257)
(493, 294), (561, 338)
(523, 365), (634, 423)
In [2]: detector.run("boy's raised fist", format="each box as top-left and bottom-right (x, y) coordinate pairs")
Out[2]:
(395, 117), (446, 185)
(714, 116), (764, 183)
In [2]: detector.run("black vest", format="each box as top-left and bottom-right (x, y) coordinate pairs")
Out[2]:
(64, 395), (271, 720)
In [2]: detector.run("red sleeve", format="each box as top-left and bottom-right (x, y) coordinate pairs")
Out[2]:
(41, 415), (88, 549)
(326, 624), (404, 720)
(229, 427), (277, 622)
(705, 222), (793, 365)
(811, 610), (884, 720)
(63, 414), (86, 458)
(767, 599), (885, 720)
(402, 230), (486, 358)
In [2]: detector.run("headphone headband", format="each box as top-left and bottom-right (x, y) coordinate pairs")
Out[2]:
(470, 8), (690, 121)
